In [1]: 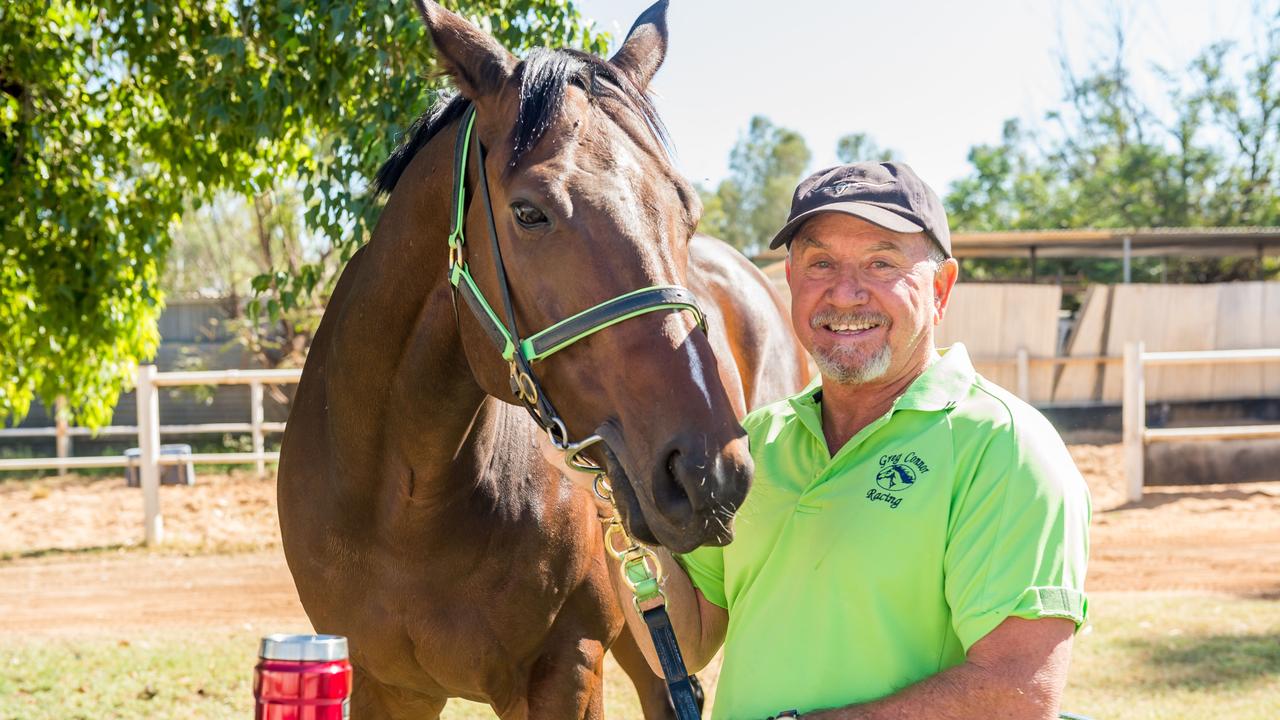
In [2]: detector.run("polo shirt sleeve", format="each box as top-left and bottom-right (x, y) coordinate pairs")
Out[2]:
(944, 408), (1091, 651)
(677, 544), (728, 609)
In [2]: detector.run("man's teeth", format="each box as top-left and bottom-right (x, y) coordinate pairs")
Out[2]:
(827, 321), (879, 332)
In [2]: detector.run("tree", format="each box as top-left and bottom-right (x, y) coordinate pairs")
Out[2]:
(698, 116), (811, 254)
(945, 5), (1280, 286)
(836, 132), (895, 163)
(166, 187), (332, 371)
(1, 0), (606, 428)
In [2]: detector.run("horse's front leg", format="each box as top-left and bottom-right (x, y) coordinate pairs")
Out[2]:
(497, 636), (607, 720)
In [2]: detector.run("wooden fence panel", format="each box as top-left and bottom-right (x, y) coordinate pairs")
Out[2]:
(1266, 284), (1280, 396)
(1054, 285), (1110, 404)
(937, 284), (1061, 402)
(1212, 283), (1266, 399)
(1100, 283), (1280, 403)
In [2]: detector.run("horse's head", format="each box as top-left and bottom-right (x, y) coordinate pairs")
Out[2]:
(412, 0), (750, 553)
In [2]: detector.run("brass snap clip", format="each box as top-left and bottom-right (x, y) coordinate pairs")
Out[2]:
(508, 361), (539, 405)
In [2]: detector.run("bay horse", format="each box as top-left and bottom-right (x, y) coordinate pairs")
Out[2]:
(277, 1), (807, 717)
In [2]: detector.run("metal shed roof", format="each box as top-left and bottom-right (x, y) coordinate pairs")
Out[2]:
(751, 227), (1280, 282)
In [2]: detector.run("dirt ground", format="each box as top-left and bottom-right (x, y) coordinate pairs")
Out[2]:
(1, 444), (1278, 636)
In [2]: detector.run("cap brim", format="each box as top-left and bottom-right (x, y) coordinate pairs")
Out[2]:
(768, 202), (925, 249)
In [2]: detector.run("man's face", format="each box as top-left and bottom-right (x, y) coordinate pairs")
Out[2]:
(786, 213), (958, 386)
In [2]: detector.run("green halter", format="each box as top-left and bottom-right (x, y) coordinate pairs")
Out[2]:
(446, 104), (708, 443)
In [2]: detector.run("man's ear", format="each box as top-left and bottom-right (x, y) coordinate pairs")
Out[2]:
(609, 0), (669, 90)
(414, 0), (516, 100)
(933, 258), (960, 325)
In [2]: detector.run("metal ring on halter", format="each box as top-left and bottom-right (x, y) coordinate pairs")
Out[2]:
(592, 473), (613, 502)
(604, 521), (631, 561)
(563, 434), (604, 472)
(510, 363), (539, 405)
(622, 546), (666, 586)
(545, 416), (571, 449)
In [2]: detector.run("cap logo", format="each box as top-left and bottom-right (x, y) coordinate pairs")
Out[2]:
(830, 179), (895, 196)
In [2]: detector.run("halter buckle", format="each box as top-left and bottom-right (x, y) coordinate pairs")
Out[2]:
(509, 361), (539, 405)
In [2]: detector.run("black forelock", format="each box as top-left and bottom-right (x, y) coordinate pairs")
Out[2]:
(373, 48), (669, 196)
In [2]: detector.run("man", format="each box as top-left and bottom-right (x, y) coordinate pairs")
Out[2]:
(609, 162), (1091, 719)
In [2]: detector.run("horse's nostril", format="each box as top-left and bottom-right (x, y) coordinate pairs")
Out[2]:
(653, 449), (695, 527)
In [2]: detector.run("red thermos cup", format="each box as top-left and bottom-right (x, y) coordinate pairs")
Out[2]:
(254, 634), (353, 720)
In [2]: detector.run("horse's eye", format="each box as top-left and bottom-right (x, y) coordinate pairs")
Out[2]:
(511, 201), (549, 229)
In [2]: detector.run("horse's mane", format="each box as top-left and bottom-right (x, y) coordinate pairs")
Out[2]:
(373, 48), (669, 196)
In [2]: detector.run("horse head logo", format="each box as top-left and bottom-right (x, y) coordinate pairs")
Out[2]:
(875, 463), (917, 492)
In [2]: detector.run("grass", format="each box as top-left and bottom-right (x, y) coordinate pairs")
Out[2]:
(0, 632), (659, 720)
(1, 593), (1276, 719)
(1063, 592), (1280, 719)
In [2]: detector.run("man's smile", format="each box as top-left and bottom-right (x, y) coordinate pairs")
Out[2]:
(812, 311), (890, 342)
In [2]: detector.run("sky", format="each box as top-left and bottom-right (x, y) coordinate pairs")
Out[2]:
(571, 0), (1266, 194)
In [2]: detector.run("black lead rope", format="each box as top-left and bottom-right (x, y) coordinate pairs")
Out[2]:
(643, 606), (704, 718)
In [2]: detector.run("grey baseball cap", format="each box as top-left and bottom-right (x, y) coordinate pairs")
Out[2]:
(768, 161), (952, 256)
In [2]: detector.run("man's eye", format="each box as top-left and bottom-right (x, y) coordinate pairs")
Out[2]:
(511, 201), (549, 228)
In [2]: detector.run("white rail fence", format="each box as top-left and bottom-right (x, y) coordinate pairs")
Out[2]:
(0, 366), (302, 545)
(5, 350), (1279, 539)
(1122, 343), (1280, 504)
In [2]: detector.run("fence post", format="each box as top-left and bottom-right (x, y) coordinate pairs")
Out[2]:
(1122, 342), (1146, 504)
(1015, 347), (1031, 402)
(55, 396), (70, 476)
(250, 380), (265, 478)
(136, 364), (164, 545)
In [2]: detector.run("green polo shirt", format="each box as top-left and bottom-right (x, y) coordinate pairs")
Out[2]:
(680, 343), (1090, 719)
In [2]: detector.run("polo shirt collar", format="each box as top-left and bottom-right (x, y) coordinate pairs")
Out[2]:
(896, 342), (976, 412)
(788, 343), (976, 441)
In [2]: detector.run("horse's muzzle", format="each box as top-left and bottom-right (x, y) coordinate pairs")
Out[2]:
(599, 424), (750, 554)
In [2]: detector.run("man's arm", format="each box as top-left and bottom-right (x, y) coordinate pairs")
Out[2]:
(801, 616), (1075, 720)
(606, 544), (729, 677)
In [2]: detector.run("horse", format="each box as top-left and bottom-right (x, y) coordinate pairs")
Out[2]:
(277, 1), (808, 717)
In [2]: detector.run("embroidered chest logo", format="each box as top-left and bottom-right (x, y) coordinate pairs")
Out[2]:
(867, 452), (931, 509)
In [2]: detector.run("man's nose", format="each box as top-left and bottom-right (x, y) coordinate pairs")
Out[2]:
(827, 273), (870, 306)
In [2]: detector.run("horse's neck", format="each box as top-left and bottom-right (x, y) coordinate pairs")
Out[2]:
(324, 126), (541, 505)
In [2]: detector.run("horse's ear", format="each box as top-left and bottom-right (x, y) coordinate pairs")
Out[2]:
(414, 0), (516, 100)
(609, 0), (669, 90)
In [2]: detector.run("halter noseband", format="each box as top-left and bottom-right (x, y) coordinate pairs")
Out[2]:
(446, 104), (708, 457)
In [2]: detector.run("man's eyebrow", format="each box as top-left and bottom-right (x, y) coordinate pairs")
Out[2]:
(867, 240), (907, 254)
(796, 236), (828, 250)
